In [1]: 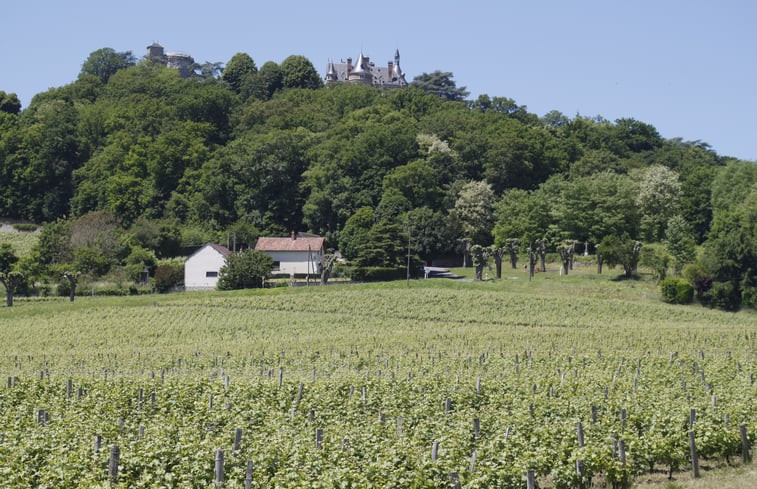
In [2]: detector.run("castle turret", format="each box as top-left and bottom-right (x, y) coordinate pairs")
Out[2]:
(392, 49), (405, 83)
(325, 61), (338, 84)
(146, 42), (164, 58)
(348, 52), (372, 83)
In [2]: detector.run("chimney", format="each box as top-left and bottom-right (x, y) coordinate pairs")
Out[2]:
(346, 57), (352, 73)
(291, 230), (297, 240)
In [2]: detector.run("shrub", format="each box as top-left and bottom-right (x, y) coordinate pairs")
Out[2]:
(217, 250), (272, 290)
(742, 286), (757, 309)
(660, 277), (693, 304)
(709, 282), (741, 311)
(640, 243), (670, 281)
(154, 262), (184, 293)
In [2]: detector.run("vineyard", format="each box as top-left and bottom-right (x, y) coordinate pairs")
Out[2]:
(0, 278), (755, 488)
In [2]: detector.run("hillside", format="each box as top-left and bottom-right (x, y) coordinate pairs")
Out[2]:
(0, 49), (754, 309)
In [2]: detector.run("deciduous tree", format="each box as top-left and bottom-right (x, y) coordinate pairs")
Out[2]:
(217, 249), (273, 290)
(0, 244), (22, 307)
(411, 71), (469, 101)
(80, 48), (136, 83)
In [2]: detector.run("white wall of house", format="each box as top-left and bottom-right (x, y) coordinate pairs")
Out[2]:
(266, 250), (323, 276)
(184, 245), (228, 290)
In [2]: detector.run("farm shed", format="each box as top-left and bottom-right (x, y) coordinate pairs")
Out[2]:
(254, 232), (324, 277)
(184, 243), (231, 290)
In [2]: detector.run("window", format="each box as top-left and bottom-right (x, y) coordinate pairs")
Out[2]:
(206, 271), (218, 278)
(273, 261), (280, 271)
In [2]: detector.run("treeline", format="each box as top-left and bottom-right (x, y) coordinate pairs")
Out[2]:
(0, 48), (754, 308)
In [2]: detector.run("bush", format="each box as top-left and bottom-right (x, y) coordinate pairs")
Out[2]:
(217, 250), (273, 290)
(640, 243), (670, 281)
(154, 262), (184, 293)
(350, 267), (408, 282)
(73, 246), (112, 276)
(709, 281), (741, 311)
(660, 277), (693, 304)
(742, 286), (757, 309)
(12, 223), (38, 232)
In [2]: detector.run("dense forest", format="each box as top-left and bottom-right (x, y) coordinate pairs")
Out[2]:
(0, 48), (754, 308)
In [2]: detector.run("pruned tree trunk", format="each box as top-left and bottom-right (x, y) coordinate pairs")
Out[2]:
(494, 255), (502, 279)
(528, 248), (536, 280)
(1, 272), (23, 307)
(62, 272), (80, 303)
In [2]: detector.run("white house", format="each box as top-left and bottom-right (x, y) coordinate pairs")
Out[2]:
(255, 232), (324, 277)
(184, 243), (231, 290)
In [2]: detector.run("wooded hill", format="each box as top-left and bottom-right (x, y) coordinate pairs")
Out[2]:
(0, 48), (754, 308)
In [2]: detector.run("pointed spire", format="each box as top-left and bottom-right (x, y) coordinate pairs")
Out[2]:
(352, 52), (367, 74)
(325, 60), (338, 83)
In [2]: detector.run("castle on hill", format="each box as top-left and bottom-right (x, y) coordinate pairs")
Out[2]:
(145, 42), (195, 78)
(325, 49), (407, 88)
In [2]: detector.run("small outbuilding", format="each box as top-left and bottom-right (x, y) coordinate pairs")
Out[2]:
(184, 243), (231, 290)
(254, 232), (324, 277)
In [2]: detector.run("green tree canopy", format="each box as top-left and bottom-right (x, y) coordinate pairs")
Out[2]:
(0, 91), (21, 114)
(635, 165), (682, 242)
(411, 71), (469, 101)
(217, 249), (273, 290)
(280, 55), (323, 90)
(80, 47), (136, 83)
(222, 52), (257, 93)
(453, 180), (496, 245)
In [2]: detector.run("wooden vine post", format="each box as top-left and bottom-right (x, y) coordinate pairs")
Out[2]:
(214, 449), (224, 487)
(688, 431), (700, 478)
(108, 445), (120, 484)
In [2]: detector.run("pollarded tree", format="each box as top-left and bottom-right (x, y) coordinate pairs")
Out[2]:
(60, 271), (81, 302)
(505, 238), (520, 269)
(217, 249), (274, 290)
(488, 245), (506, 279)
(0, 244), (23, 307)
(557, 240), (576, 275)
(470, 244), (488, 281)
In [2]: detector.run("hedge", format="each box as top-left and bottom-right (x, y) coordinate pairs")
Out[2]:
(350, 267), (407, 282)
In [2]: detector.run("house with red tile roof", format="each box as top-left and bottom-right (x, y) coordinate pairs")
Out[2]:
(254, 231), (324, 277)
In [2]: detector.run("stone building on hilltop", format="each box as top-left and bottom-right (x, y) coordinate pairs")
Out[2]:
(146, 42), (195, 78)
(325, 49), (407, 88)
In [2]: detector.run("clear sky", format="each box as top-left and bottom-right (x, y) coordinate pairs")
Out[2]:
(3, 0), (756, 161)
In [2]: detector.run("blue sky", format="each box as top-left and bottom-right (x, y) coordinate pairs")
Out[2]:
(3, 0), (756, 161)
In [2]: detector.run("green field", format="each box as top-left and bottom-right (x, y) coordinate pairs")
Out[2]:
(0, 229), (38, 257)
(0, 274), (755, 488)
